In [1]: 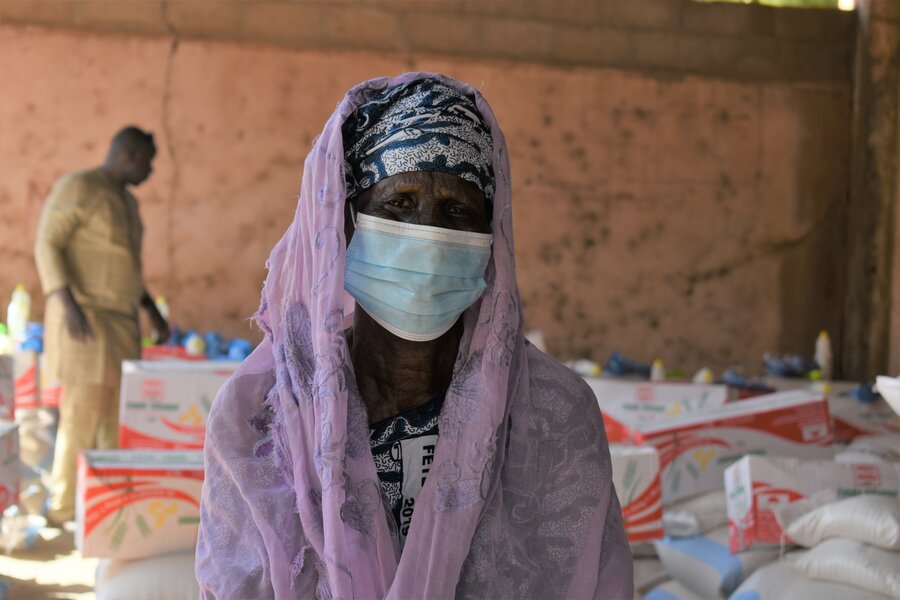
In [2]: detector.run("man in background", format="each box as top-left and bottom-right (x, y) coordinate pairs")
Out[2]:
(34, 126), (169, 526)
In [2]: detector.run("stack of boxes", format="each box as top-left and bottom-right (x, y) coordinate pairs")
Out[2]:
(0, 356), (20, 517)
(590, 371), (900, 598)
(75, 360), (235, 567)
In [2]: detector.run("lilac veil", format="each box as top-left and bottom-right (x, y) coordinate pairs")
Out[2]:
(195, 72), (633, 599)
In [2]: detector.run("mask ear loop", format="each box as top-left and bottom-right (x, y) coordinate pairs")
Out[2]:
(348, 201), (358, 229)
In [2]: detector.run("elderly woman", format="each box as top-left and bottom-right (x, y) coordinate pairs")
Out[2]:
(195, 73), (632, 599)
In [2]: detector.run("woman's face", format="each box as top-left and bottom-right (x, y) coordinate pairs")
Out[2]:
(352, 171), (490, 235)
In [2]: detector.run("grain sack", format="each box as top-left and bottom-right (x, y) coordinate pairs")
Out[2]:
(654, 525), (777, 598)
(776, 493), (900, 550)
(95, 551), (198, 600)
(784, 538), (900, 597)
(730, 561), (889, 600)
(663, 489), (727, 538)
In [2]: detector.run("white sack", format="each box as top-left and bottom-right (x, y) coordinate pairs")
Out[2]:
(95, 551), (199, 600)
(643, 579), (705, 600)
(729, 561), (889, 600)
(778, 493), (900, 550)
(654, 525), (777, 599)
(784, 538), (900, 597)
(663, 489), (727, 538)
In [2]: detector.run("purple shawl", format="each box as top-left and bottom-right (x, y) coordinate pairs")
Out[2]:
(195, 72), (633, 599)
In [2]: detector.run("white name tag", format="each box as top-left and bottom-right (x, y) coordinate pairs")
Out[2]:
(397, 434), (438, 547)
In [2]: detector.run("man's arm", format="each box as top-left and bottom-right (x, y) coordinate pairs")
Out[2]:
(140, 291), (169, 344)
(34, 178), (94, 342)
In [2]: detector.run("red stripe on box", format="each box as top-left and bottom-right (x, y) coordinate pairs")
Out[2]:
(119, 425), (204, 450)
(84, 487), (199, 538)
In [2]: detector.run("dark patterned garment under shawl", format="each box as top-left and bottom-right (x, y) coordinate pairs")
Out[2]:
(369, 393), (445, 548)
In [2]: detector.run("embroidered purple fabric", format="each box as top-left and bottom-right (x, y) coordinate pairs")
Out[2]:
(195, 72), (633, 599)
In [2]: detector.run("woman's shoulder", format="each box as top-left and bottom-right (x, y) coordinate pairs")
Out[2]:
(206, 368), (276, 452)
(525, 343), (597, 407)
(519, 343), (607, 444)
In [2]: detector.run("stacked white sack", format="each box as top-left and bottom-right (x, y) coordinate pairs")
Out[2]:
(95, 551), (199, 600)
(653, 525), (777, 598)
(663, 489), (727, 538)
(643, 579), (706, 600)
(772, 493), (900, 597)
(725, 455), (900, 552)
(730, 562), (890, 600)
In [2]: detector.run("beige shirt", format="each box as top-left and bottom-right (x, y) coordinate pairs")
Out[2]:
(35, 168), (145, 386)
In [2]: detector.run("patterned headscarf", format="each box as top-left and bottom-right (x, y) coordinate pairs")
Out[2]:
(342, 78), (495, 211)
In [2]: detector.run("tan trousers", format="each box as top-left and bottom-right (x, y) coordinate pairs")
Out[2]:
(48, 380), (119, 523)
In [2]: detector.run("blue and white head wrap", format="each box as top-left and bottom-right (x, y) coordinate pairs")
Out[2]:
(342, 78), (495, 210)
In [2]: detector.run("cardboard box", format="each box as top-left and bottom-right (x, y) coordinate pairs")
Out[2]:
(725, 455), (900, 552)
(13, 351), (39, 411)
(586, 378), (729, 443)
(0, 355), (13, 419)
(39, 353), (61, 408)
(763, 379), (900, 442)
(119, 360), (237, 450)
(828, 396), (900, 442)
(611, 445), (663, 543)
(631, 391), (835, 504)
(0, 421), (20, 514)
(76, 450), (203, 559)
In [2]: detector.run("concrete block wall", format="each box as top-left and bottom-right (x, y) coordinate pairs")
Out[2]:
(0, 1), (856, 373)
(0, 0), (854, 81)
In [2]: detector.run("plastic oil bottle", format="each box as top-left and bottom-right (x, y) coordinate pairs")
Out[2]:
(152, 296), (169, 343)
(6, 284), (31, 349)
(814, 330), (833, 381)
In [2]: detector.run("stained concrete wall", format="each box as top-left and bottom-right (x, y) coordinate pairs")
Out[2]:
(0, 2), (854, 373)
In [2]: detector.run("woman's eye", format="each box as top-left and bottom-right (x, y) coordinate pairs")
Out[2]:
(447, 204), (470, 217)
(387, 197), (412, 209)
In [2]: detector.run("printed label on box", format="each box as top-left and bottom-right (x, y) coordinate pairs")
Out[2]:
(725, 455), (900, 552)
(119, 361), (237, 450)
(611, 445), (664, 543)
(76, 450), (204, 559)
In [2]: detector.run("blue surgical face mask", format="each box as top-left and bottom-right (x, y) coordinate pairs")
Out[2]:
(344, 212), (493, 342)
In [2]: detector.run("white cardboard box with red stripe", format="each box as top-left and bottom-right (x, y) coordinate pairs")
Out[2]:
(763, 378), (900, 442)
(611, 445), (663, 543)
(0, 355), (13, 419)
(628, 391), (835, 504)
(0, 421), (19, 514)
(586, 378), (729, 444)
(725, 455), (900, 552)
(76, 449), (204, 559)
(118, 360), (238, 450)
(7, 351), (40, 413)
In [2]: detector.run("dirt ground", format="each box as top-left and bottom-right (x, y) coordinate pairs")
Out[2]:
(0, 526), (96, 600)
